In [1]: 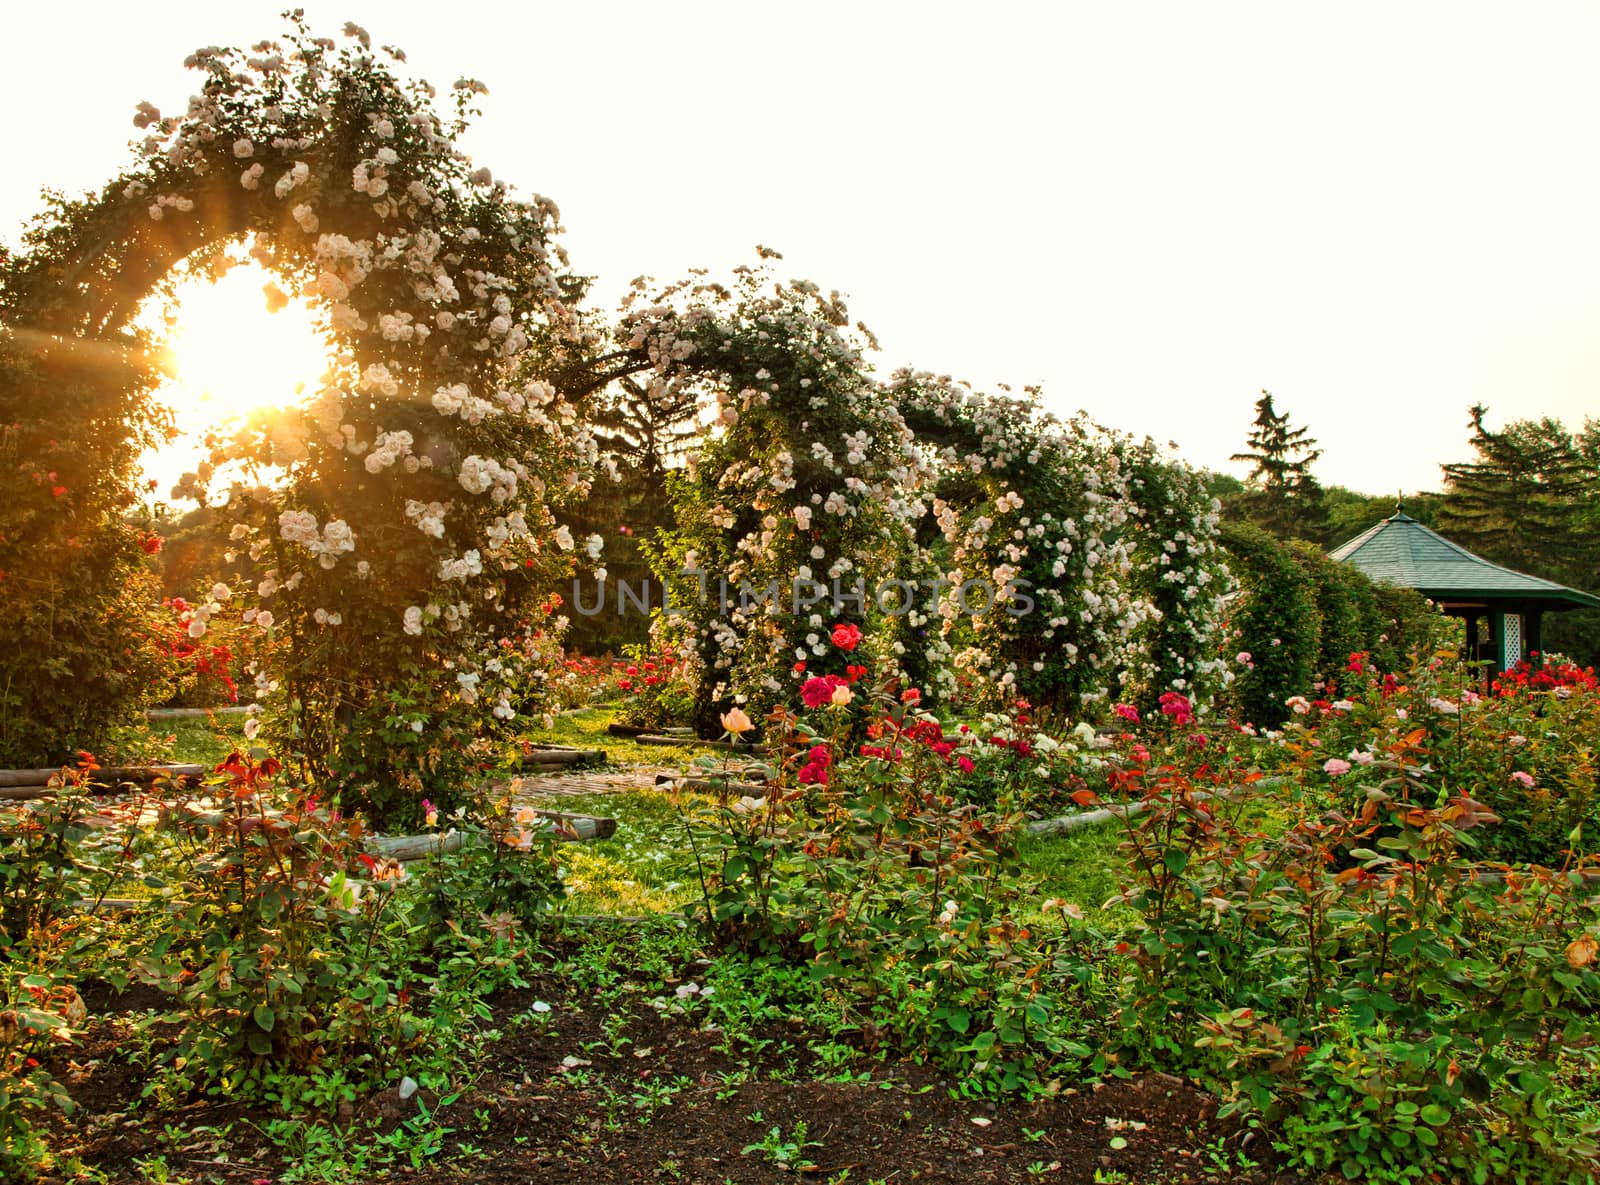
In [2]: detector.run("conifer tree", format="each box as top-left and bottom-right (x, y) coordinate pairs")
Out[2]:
(1228, 390), (1326, 538)
(1439, 405), (1600, 663)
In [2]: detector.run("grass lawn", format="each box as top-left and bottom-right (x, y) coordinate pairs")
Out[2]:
(526, 788), (709, 916)
(152, 699), (1148, 928)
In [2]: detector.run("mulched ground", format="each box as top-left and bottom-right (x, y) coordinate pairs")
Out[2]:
(35, 969), (1313, 1185)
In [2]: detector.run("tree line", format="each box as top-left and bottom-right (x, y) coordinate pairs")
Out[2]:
(1220, 391), (1600, 666)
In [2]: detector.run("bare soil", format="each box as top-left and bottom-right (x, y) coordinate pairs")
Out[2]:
(38, 970), (1314, 1185)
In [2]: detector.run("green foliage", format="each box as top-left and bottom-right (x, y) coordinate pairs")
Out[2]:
(680, 688), (1102, 1093)
(1289, 542), (1376, 683)
(127, 752), (423, 1086)
(0, 765), (107, 1178)
(1438, 405), (1600, 667)
(1219, 522), (1321, 727)
(0, 335), (183, 766)
(1314, 487), (1446, 551)
(1280, 649), (1600, 867)
(113, 752), (561, 1104)
(1221, 524), (1437, 727)
(1109, 653), (1600, 1183)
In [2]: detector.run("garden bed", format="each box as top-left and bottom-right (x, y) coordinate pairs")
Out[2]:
(42, 948), (1295, 1185)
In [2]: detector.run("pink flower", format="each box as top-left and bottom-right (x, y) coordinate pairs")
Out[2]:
(1113, 703), (1140, 723)
(1510, 770), (1536, 788)
(1323, 758), (1352, 776)
(800, 676), (836, 708)
(1158, 692), (1193, 726)
(957, 755), (975, 773)
(798, 759), (830, 785)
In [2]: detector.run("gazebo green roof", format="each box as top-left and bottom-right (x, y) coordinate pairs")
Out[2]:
(1330, 513), (1600, 608)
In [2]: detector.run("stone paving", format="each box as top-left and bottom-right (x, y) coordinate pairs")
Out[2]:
(496, 765), (680, 801)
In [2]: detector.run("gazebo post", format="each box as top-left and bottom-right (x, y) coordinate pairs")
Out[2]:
(1526, 610), (1544, 664)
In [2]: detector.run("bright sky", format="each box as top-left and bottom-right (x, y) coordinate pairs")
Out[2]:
(6, 1), (1599, 496)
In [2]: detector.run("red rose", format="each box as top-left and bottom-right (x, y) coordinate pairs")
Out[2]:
(830, 623), (862, 652)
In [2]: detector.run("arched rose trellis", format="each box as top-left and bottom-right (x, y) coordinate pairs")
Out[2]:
(584, 263), (1231, 728)
(0, 21), (595, 822)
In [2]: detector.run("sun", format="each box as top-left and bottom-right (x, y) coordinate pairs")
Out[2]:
(141, 256), (332, 498)
(165, 259), (330, 425)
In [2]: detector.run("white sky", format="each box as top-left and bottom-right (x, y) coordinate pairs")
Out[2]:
(6, 1), (1599, 495)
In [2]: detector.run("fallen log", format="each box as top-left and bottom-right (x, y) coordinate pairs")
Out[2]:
(369, 809), (617, 862)
(606, 722), (653, 738)
(635, 734), (767, 754)
(1024, 800), (1153, 836)
(1023, 785), (1261, 837)
(663, 775), (771, 796)
(518, 747), (606, 766)
(0, 764), (205, 790)
(146, 706), (251, 719)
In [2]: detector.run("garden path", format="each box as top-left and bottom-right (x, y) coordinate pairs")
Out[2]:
(495, 766), (679, 800)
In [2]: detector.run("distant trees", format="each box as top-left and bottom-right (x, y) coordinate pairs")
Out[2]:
(1226, 391), (1327, 540)
(1438, 405), (1600, 664)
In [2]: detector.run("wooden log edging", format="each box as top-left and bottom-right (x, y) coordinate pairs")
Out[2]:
(369, 809), (618, 862)
(1023, 784), (1265, 837)
(660, 774), (772, 796)
(1024, 800), (1154, 836)
(147, 706), (252, 719)
(0, 764), (205, 793)
(517, 747), (606, 767)
(635, 734), (767, 754)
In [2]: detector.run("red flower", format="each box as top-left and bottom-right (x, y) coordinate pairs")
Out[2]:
(139, 533), (163, 554)
(957, 755), (975, 773)
(830, 622), (862, 652)
(801, 675), (847, 708)
(1158, 691), (1193, 727)
(51, 485), (67, 499)
(792, 660), (807, 674)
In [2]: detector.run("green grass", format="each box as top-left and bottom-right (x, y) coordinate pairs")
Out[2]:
(106, 713), (249, 768)
(523, 706), (700, 770)
(164, 715), (250, 766)
(1015, 825), (1134, 923)
(524, 788), (711, 915)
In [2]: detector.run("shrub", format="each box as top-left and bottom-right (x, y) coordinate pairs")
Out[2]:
(1219, 522), (1321, 727)
(1110, 674), (1600, 1183)
(681, 683), (1101, 1092)
(0, 338), (182, 767)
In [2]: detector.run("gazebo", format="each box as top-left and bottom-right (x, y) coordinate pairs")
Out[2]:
(1330, 511), (1600, 672)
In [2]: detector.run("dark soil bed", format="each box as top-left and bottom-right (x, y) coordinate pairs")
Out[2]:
(37, 975), (1311, 1185)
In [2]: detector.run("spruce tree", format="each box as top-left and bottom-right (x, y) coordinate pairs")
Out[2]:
(1228, 390), (1326, 538)
(1439, 405), (1600, 664)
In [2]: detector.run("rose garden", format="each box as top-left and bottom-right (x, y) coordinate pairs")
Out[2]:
(1, 21), (1597, 1185)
